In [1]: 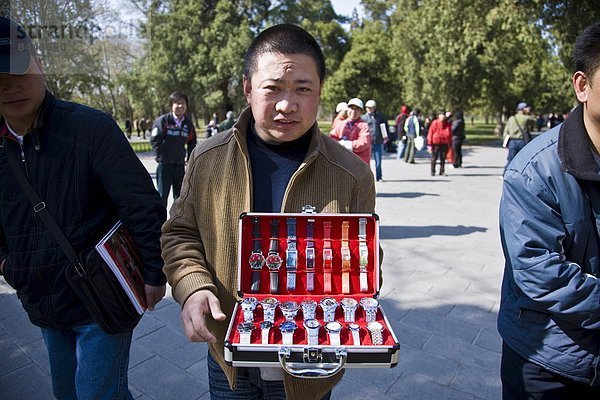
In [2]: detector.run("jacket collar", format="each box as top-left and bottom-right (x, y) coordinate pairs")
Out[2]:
(558, 104), (600, 181)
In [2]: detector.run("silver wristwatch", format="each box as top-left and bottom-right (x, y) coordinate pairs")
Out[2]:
(280, 301), (300, 322)
(340, 298), (358, 322)
(241, 297), (258, 323)
(285, 217), (298, 291)
(325, 321), (343, 346)
(319, 297), (339, 323)
(303, 318), (321, 346)
(367, 321), (384, 345)
(260, 321), (273, 344)
(260, 297), (279, 323)
(237, 321), (255, 345)
(301, 299), (317, 320)
(359, 297), (379, 323)
(348, 323), (361, 345)
(279, 321), (297, 345)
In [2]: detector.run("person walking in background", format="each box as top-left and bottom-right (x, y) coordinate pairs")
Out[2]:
(160, 24), (377, 400)
(218, 110), (236, 131)
(125, 118), (132, 139)
(498, 22), (600, 399)
(150, 91), (197, 207)
(502, 101), (536, 173)
(451, 110), (466, 168)
(330, 97), (372, 165)
(332, 101), (348, 130)
(394, 105), (410, 159)
(403, 109), (421, 164)
(363, 99), (389, 181)
(427, 110), (452, 176)
(206, 119), (218, 138)
(0, 17), (166, 400)
(139, 117), (148, 139)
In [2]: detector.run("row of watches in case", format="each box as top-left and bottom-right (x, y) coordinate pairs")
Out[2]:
(248, 217), (370, 294)
(237, 318), (385, 347)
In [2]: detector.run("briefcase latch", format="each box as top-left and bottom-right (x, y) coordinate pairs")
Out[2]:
(303, 348), (322, 364)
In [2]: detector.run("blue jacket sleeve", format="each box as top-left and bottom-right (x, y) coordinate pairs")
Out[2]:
(500, 169), (600, 329)
(91, 114), (167, 286)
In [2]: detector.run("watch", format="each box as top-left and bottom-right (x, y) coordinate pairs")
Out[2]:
(280, 301), (300, 321)
(241, 297), (258, 323)
(266, 219), (283, 294)
(341, 221), (351, 294)
(260, 321), (273, 344)
(359, 297), (379, 323)
(348, 323), (361, 345)
(303, 318), (321, 346)
(358, 218), (369, 293)
(340, 298), (358, 322)
(325, 321), (342, 346)
(301, 299), (317, 320)
(367, 321), (384, 345)
(279, 321), (297, 345)
(249, 217), (265, 293)
(319, 297), (338, 323)
(285, 217), (298, 291)
(237, 321), (255, 345)
(260, 297), (279, 323)
(322, 221), (333, 293)
(305, 219), (316, 292)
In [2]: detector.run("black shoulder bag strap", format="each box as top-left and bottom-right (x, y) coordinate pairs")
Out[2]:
(3, 139), (86, 275)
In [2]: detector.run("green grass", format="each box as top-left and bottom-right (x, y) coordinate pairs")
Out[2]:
(130, 141), (152, 153)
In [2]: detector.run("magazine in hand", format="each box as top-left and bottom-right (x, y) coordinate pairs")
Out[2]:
(95, 221), (147, 314)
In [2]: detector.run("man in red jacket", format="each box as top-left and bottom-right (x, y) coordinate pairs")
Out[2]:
(427, 110), (453, 176)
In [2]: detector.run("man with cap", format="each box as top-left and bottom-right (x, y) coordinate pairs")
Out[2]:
(502, 101), (536, 173)
(330, 97), (372, 165)
(363, 99), (389, 181)
(332, 101), (348, 129)
(0, 16), (166, 399)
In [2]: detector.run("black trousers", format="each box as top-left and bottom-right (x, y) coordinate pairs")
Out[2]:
(430, 144), (448, 175)
(501, 342), (600, 400)
(452, 136), (464, 167)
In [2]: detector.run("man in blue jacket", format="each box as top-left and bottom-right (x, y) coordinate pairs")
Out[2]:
(0, 17), (166, 399)
(498, 22), (600, 399)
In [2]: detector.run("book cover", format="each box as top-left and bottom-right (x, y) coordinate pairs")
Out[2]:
(95, 221), (147, 314)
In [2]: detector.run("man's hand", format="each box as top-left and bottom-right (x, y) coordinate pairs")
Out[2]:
(181, 290), (226, 343)
(144, 284), (166, 311)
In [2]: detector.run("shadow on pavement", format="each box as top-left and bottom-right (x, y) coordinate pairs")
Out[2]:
(381, 225), (487, 239)
(377, 192), (440, 199)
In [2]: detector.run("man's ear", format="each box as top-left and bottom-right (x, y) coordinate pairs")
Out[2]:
(573, 71), (588, 103)
(243, 75), (252, 104)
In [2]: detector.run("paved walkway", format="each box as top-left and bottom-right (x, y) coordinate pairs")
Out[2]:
(0, 142), (507, 399)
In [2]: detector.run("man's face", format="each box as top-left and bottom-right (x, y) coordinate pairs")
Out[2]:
(171, 99), (187, 118)
(0, 56), (46, 133)
(348, 105), (363, 121)
(366, 106), (375, 115)
(243, 52), (321, 144)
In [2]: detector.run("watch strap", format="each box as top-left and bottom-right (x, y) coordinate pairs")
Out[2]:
(261, 327), (270, 344)
(351, 329), (361, 345)
(269, 270), (279, 294)
(341, 221), (351, 294)
(323, 221), (332, 293)
(250, 271), (261, 293)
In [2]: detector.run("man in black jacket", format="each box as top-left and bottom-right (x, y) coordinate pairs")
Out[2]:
(150, 91), (197, 207)
(0, 17), (165, 399)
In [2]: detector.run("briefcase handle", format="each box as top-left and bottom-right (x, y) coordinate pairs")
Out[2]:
(278, 347), (347, 378)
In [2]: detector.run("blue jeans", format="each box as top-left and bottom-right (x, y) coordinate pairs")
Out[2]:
(156, 163), (185, 207)
(372, 143), (383, 180)
(207, 351), (332, 400)
(505, 139), (526, 172)
(41, 322), (134, 400)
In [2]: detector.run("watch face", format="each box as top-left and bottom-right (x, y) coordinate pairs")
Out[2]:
(280, 301), (299, 312)
(260, 321), (273, 329)
(341, 298), (358, 308)
(360, 297), (378, 309)
(266, 253), (283, 270)
(242, 297), (258, 308)
(237, 322), (255, 333)
(261, 297), (279, 307)
(301, 299), (317, 309)
(348, 323), (360, 332)
(367, 321), (383, 332)
(279, 321), (297, 333)
(320, 297), (337, 308)
(303, 318), (320, 329)
(325, 321), (342, 333)
(248, 252), (265, 270)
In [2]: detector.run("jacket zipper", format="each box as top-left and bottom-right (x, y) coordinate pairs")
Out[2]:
(20, 143), (31, 180)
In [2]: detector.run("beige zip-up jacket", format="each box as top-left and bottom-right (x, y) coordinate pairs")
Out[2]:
(162, 107), (378, 400)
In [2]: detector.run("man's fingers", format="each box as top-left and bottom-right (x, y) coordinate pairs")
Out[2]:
(208, 296), (226, 321)
(182, 312), (217, 343)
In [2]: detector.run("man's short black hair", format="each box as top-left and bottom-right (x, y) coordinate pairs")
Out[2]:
(243, 24), (325, 82)
(572, 22), (600, 80)
(168, 91), (188, 107)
